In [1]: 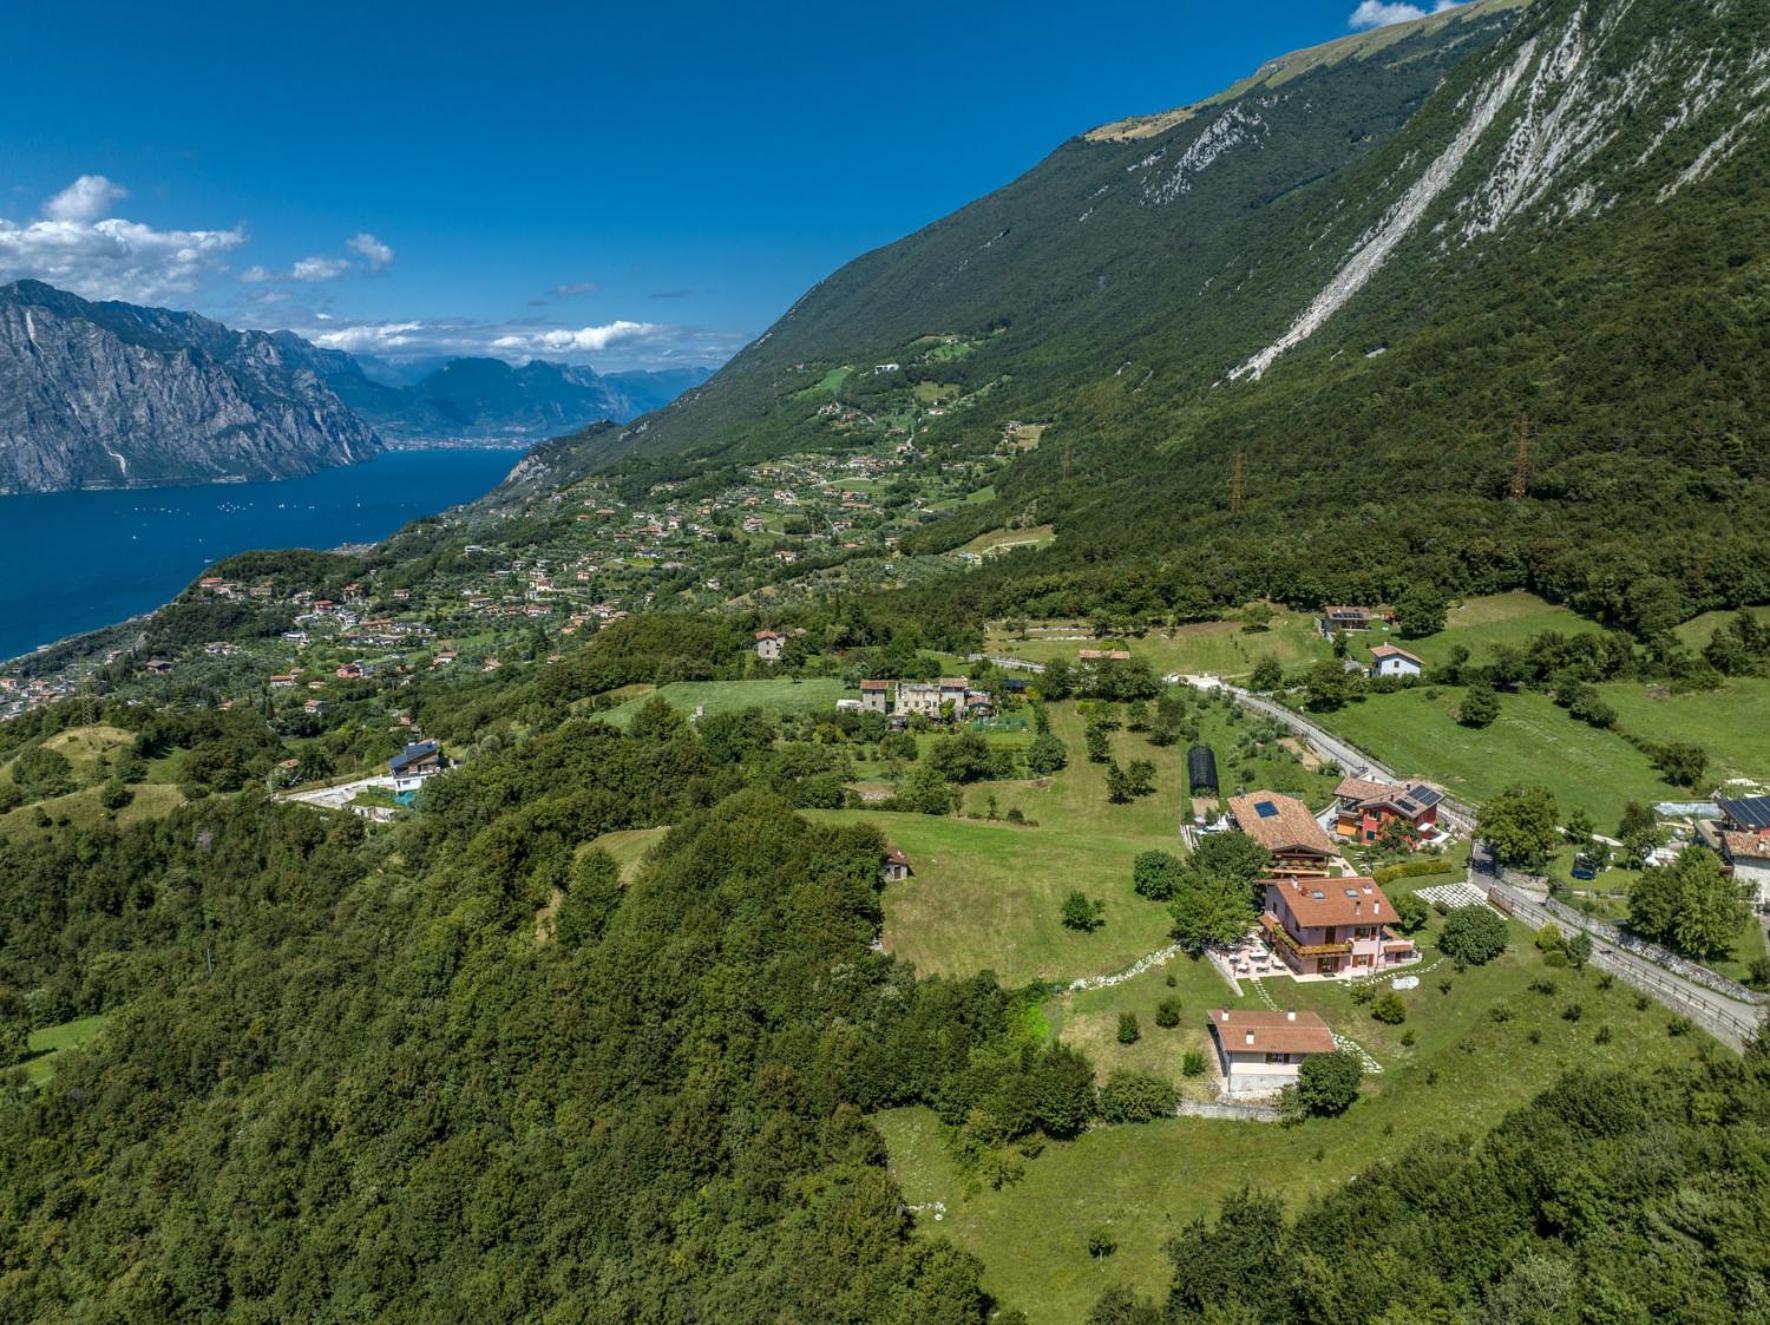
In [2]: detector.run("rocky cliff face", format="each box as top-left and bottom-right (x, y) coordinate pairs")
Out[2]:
(0, 281), (382, 493)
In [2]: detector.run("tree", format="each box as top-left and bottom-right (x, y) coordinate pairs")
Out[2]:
(1132, 850), (1185, 901)
(1458, 681), (1501, 728)
(1249, 656), (1283, 691)
(927, 730), (997, 783)
(1303, 659), (1353, 711)
(1390, 892), (1429, 934)
(1191, 831), (1272, 885)
(1629, 846), (1746, 960)
(1098, 1070), (1175, 1123)
(1478, 784), (1560, 870)
(1565, 930), (1593, 971)
(896, 764), (956, 815)
(1395, 583), (1448, 638)
(1652, 741), (1708, 790)
(1370, 992), (1406, 1024)
(1125, 759), (1156, 797)
(1618, 800), (1664, 867)
(1105, 761), (1133, 804)
(1026, 731), (1068, 775)
(1439, 905), (1508, 965)
(1085, 726), (1111, 764)
(1061, 891), (1105, 932)
(1169, 870), (1256, 953)
(1295, 1050), (1363, 1116)
(1563, 807), (1597, 848)
(1117, 1012), (1141, 1044)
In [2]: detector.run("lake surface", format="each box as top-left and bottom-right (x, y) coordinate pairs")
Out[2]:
(0, 449), (518, 662)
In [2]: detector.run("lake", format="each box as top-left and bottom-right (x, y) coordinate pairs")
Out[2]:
(0, 449), (518, 662)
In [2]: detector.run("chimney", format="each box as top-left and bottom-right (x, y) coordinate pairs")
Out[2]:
(1244, 1030), (1255, 1046)
(1286, 1009), (1296, 1021)
(1218, 1010), (1229, 1022)
(1354, 898), (1361, 916)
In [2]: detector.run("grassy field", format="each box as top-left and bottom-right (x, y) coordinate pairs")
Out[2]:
(1597, 676), (1770, 786)
(24, 1014), (109, 1085)
(595, 678), (850, 729)
(984, 609), (1332, 680)
(959, 525), (1055, 557)
(793, 364), (852, 398)
(1310, 687), (1667, 826)
(585, 826), (670, 882)
(1673, 604), (1770, 651)
(1393, 592), (1610, 668)
(877, 913), (1710, 1324)
(0, 781), (185, 841)
(808, 809), (1175, 985)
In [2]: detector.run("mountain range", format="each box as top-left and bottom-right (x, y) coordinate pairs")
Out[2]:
(0, 280), (382, 494)
(557, 0), (1770, 624)
(0, 279), (712, 493)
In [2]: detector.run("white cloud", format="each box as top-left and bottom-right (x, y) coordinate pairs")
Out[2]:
(309, 321), (425, 352)
(44, 174), (129, 223)
(1348, 0), (1460, 30)
(0, 176), (247, 304)
(552, 280), (598, 297)
(292, 256), (350, 281)
(347, 232), (395, 271)
(492, 321), (661, 353)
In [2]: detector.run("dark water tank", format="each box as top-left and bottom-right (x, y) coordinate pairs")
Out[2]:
(1187, 744), (1219, 794)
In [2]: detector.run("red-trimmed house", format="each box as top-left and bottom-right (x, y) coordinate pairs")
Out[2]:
(1332, 777), (1444, 846)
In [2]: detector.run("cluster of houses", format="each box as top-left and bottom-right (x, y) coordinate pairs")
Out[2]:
(839, 676), (994, 723)
(1224, 787), (1422, 982)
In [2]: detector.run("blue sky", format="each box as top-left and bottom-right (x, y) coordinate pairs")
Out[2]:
(1, 0), (1461, 370)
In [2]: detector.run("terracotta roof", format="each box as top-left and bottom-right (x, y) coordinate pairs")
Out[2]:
(1228, 791), (1338, 856)
(938, 676), (969, 689)
(754, 630), (785, 640)
(860, 679), (889, 691)
(1268, 875), (1395, 927)
(883, 847), (912, 868)
(1723, 831), (1770, 863)
(1207, 1009), (1336, 1056)
(1369, 644), (1422, 663)
(1334, 776), (1394, 803)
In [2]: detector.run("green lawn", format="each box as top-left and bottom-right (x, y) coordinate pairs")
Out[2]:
(877, 916), (1710, 1324)
(595, 678), (850, 729)
(1310, 687), (1668, 826)
(1596, 676), (1770, 785)
(1393, 591), (1611, 669)
(958, 525), (1055, 557)
(0, 781), (185, 841)
(984, 609), (1332, 680)
(809, 810), (1174, 985)
(585, 826), (669, 882)
(24, 1014), (109, 1085)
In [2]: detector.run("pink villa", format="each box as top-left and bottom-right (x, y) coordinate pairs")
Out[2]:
(1260, 875), (1417, 978)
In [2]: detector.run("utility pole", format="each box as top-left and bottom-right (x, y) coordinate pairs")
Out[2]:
(1229, 451), (1245, 515)
(1511, 415), (1531, 500)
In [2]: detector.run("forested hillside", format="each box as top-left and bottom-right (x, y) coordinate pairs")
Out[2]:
(552, 0), (1770, 630)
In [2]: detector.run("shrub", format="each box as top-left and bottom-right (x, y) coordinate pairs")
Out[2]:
(1098, 1070), (1177, 1123)
(1371, 992), (1407, 1025)
(1296, 1050), (1363, 1116)
(1535, 923), (1564, 952)
(1087, 1229), (1117, 1258)
(1562, 1003), (1583, 1022)
(1117, 1013), (1141, 1044)
(1668, 1016), (1695, 1037)
(1595, 1024), (1613, 1044)
(1061, 891), (1105, 932)
(1439, 906), (1508, 965)
(1180, 1049), (1208, 1078)
(1543, 950), (1569, 968)
(1389, 892), (1430, 934)
(1489, 1003), (1513, 1023)
(1400, 1029), (1416, 1047)
(1154, 998), (1182, 1029)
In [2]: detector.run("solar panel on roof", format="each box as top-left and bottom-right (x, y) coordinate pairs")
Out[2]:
(1721, 796), (1770, 830)
(1413, 786), (1444, 807)
(1255, 801), (1279, 818)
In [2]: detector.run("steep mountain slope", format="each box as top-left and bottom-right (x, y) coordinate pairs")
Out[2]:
(576, 0), (1770, 624)
(275, 341), (713, 445)
(0, 281), (382, 493)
